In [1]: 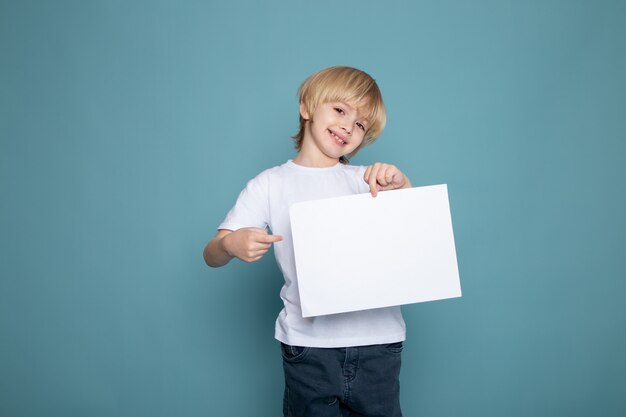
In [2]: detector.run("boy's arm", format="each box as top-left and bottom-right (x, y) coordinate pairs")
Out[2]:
(203, 228), (283, 267)
(363, 162), (412, 197)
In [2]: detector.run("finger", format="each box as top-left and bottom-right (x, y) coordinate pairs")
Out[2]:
(250, 236), (281, 253)
(378, 165), (406, 191)
(368, 163), (382, 197)
(250, 241), (272, 251)
(244, 254), (264, 263)
(260, 234), (283, 243)
(363, 165), (372, 183)
(248, 229), (277, 241)
(375, 165), (389, 187)
(363, 166), (373, 194)
(365, 162), (381, 184)
(377, 164), (396, 186)
(388, 165), (406, 188)
(245, 247), (270, 261)
(374, 164), (395, 194)
(369, 176), (379, 197)
(252, 248), (270, 257)
(383, 165), (397, 185)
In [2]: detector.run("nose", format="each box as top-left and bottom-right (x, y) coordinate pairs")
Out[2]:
(341, 125), (352, 135)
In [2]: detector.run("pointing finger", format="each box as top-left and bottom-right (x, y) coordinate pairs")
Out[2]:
(368, 163), (382, 197)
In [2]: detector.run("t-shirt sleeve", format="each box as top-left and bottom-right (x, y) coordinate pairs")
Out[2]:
(218, 172), (270, 232)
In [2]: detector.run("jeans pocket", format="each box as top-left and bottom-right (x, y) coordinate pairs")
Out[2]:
(281, 343), (310, 362)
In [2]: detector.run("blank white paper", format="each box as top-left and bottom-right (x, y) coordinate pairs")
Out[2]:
(289, 184), (461, 317)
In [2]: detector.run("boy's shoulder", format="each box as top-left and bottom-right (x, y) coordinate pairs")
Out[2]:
(250, 161), (290, 180)
(241, 161), (289, 189)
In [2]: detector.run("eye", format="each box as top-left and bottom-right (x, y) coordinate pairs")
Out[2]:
(334, 107), (345, 115)
(356, 122), (366, 131)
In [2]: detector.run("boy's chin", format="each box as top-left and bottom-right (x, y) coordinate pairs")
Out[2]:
(341, 148), (359, 160)
(334, 145), (358, 157)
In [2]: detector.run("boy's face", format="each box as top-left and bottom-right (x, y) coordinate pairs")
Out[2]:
(300, 101), (369, 165)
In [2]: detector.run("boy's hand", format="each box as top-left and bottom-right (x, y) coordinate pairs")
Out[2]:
(222, 227), (283, 263)
(364, 163), (412, 197)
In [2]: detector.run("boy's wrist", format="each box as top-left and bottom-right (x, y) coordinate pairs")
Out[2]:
(220, 233), (234, 258)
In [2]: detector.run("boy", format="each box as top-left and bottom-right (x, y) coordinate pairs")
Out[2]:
(204, 66), (411, 417)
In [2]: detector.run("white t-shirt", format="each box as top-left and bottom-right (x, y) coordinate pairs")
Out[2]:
(219, 160), (406, 348)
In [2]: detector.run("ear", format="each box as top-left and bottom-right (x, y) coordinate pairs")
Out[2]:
(299, 102), (310, 120)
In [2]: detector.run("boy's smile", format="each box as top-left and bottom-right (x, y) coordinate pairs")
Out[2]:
(328, 128), (348, 145)
(295, 101), (369, 167)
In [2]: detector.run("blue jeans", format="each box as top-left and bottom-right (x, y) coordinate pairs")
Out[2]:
(281, 342), (403, 417)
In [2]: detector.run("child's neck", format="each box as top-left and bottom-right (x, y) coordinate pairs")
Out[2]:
(292, 152), (340, 168)
(293, 138), (342, 168)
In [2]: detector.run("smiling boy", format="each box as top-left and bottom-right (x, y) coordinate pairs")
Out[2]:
(204, 66), (411, 417)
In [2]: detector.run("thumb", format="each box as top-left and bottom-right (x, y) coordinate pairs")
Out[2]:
(267, 234), (283, 243)
(258, 232), (283, 243)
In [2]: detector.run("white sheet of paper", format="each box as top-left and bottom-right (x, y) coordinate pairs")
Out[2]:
(290, 184), (461, 317)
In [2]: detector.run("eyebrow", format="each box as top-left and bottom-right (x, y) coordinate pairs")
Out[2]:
(331, 101), (355, 111)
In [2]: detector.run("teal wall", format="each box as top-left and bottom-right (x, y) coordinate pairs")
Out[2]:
(2, 1), (625, 416)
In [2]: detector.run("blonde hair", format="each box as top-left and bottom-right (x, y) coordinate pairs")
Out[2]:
(293, 66), (386, 162)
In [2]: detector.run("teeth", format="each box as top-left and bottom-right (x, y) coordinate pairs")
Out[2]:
(330, 130), (345, 144)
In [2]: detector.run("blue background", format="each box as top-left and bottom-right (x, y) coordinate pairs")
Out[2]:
(2, 1), (625, 416)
